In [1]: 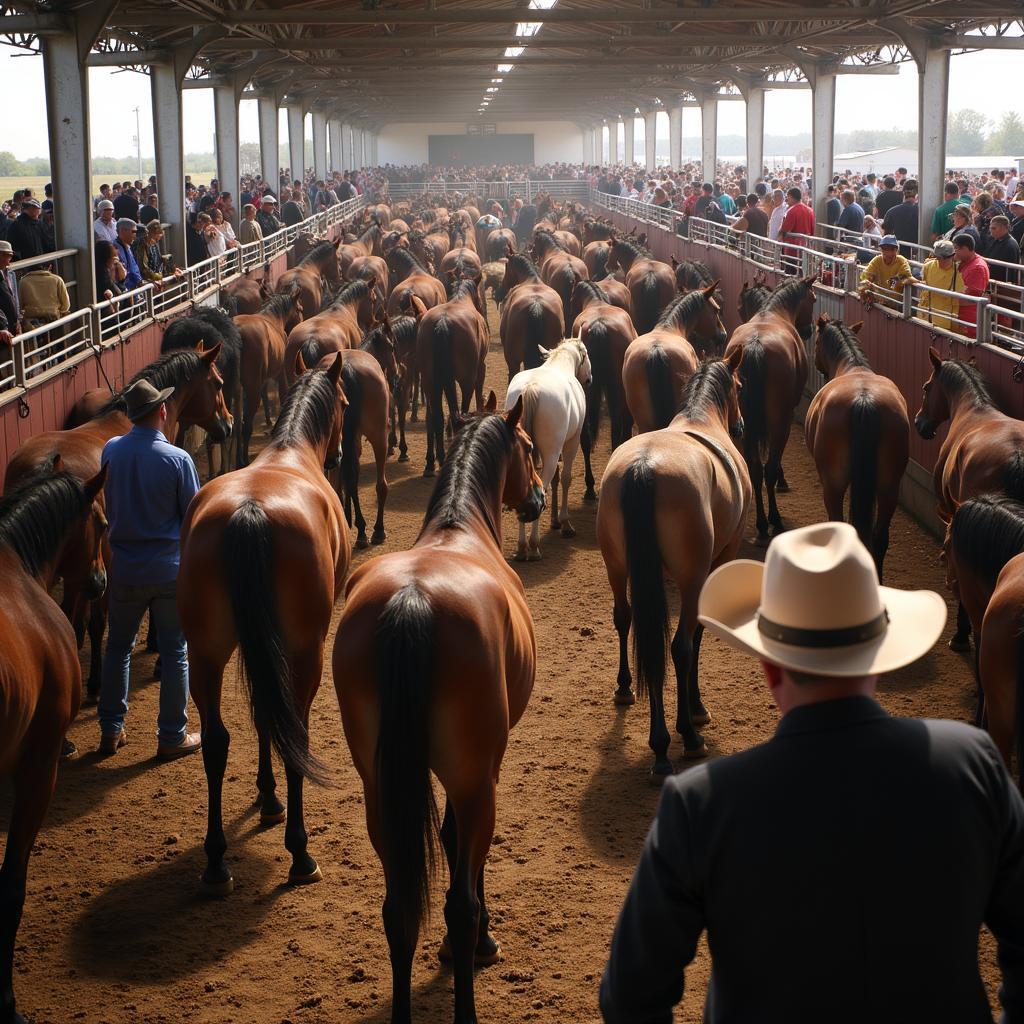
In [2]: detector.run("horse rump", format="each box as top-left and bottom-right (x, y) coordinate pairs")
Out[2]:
(848, 391), (880, 549)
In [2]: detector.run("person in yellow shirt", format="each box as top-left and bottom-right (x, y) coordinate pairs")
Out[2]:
(858, 235), (913, 309)
(918, 239), (963, 334)
(18, 263), (71, 325)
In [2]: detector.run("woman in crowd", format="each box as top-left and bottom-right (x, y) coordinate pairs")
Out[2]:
(210, 207), (238, 250)
(95, 240), (125, 302)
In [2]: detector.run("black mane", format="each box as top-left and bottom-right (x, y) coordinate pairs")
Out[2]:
(299, 239), (338, 268)
(270, 366), (338, 450)
(259, 291), (298, 318)
(100, 348), (206, 417)
(818, 321), (871, 369)
(951, 495), (1024, 588)
(764, 276), (814, 315)
(506, 253), (541, 279)
(937, 359), (995, 409)
(573, 279), (609, 305)
(679, 359), (735, 420)
(389, 246), (430, 274)
(161, 306), (241, 379)
(533, 228), (564, 252)
(675, 259), (714, 290)
(363, 316), (416, 353)
(657, 289), (711, 330)
(331, 278), (371, 307)
(611, 236), (650, 260)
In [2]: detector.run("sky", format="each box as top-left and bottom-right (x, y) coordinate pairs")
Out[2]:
(2, 43), (1019, 161)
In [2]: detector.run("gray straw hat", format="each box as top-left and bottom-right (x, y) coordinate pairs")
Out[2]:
(122, 379), (173, 422)
(933, 239), (955, 258)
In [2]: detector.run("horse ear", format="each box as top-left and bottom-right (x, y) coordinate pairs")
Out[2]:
(84, 462), (108, 501)
(294, 350), (308, 375)
(538, 345), (550, 360)
(928, 346), (942, 369)
(505, 393), (525, 430)
(817, 312), (830, 328)
(484, 390), (498, 413)
(201, 343), (222, 366)
(802, 274), (819, 287)
(849, 320), (864, 334)
(671, 255), (680, 269)
(327, 350), (343, 386)
(46, 452), (64, 474)
(725, 346), (743, 372)
(703, 281), (720, 298)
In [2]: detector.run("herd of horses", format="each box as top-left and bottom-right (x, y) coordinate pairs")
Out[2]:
(1, 189), (1023, 1024)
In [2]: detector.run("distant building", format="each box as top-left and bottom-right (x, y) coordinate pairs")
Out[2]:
(832, 146), (1024, 176)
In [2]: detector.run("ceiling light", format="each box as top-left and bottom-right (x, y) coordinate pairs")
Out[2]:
(505, 46), (525, 57)
(529, 0), (558, 8)
(491, 77), (504, 83)
(497, 63), (515, 72)
(516, 22), (542, 36)
(486, 86), (499, 92)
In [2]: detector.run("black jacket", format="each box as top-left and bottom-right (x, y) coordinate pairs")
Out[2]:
(600, 697), (1024, 1024)
(0, 272), (18, 331)
(7, 213), (50, 261)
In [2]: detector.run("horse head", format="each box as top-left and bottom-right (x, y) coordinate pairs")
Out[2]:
(500, 393), (545, 524)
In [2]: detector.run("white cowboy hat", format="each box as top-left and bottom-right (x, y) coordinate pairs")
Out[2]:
(697, 522), (946, 677)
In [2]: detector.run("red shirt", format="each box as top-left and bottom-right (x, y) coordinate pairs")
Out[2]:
(956, 251), (991, 339)
(779, 201), (815, 242)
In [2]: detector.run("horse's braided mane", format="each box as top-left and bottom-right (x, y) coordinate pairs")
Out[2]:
(575, 279), (609, 304)
(676, 260), (714, 289)
(271, 366), (337, 450)
(819, 321), (870, 369)
(533, 228), (564, 252)
(951, 494), (1024, 588)
(390, 245), (430, 274)
(0, 463), (89, 577)
(448, 277), (478, 303)
(764, 276), (813, 314)
(332, 278), (371, 306)
(363, 315), (416, 353)
(100, 349), (205, 417)
(657, 289), (709, 330)
(507, 252), (541, 278)
(612, 236), (650, 259)
(259, 291), (298, 318)
(299, 240), (337, 267)
(422, 413), (512, 543)
(938, 359), (995, 409)
(679, 359), (734, 421)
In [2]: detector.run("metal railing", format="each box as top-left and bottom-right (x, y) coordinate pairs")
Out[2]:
(0, 194), (366, 406)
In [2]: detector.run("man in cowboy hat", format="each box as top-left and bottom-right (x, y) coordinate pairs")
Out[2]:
(600, 522), (1024, 1024)
(97, 378), (202, 759)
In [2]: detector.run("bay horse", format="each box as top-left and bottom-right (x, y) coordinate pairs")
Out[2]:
(737, 277), (772, 323)
(532, 229), (589, 331)
(495, 253), (564, 382)
(417, 279), (489, 476)
(409, 228), (451, 278)
(570, 280), (637, 500)
(671, 256), (715, 294)
(331, 396), (544, 1024)
(505, 339), (591, 559)
(338, 222), (383, 277)
(178, 355), (350, 895)
(0, 461), (108, 1024)
(440, 247), (485, 318)
(604, 236), (676, 335)
(385, 309), (425, 463)
(805, 317), (910, 581)
(236, 289), (305, 467)
(622, 285), (726, 435)
(597, 353), (750, 773)
(582, 218), (615, 246)
(222, 271), (272, 316)
(915, 348), (1024, 651)
(725, 275), (817, 540)
(276, 239), (342, 318)
(5, 347), (231, 701)
(946, 495), (1024, 782)
(592, 274), (632, 316)
(485, 227), (517, 262)
(348, 254), (390, 306)
(385, 246), (447, 316)
(582, 240), (610, 281)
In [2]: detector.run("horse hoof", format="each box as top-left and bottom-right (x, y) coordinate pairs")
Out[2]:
(423, 467), (435, 478)
(754, 531), (770, 547)
(355, 534), (370, 550)
(681, 739), (708, 761)
(514, 548), (528, 562)
(776, 481), (791, 493)
(549, 519), (560, 531)
(691, 709), (712, 727)
(613, 688), (636, 707)
(258, 797), (286, 825)
(584, 488), (598, 502)
(438, 934), (503, 967)
(948, 635), (972, 653)
(371, 529), (386, 545)
(200, 872), (234, 897)
(526, 550), (541, 562)
(560, 524), (576, 539)
(288, 862), (323, 886)
(649, 761), (673, 783)
(770, 522), (786, 537)
(398, 452), (409, 463)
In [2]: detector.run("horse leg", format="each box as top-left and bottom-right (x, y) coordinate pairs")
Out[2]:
(746, 446), (769, 541)
(370, 425), (389, 545)
(611, 574), (635, 705)
(951, 602), (973, 653)
(261, 381), (273, 428)
(765, 426), (791, 535)
(411, 373), (420, 422)
(346, 445), (369, 550)
(776, 463), (791, 492)
(84, 597), (105, 703)
(397, 379), (410, 463)
(423, 391), (437, 478)
(872, 489), (899, 585)
(671, 613), (706, 760)
(256, 729), (285, 824)
(559, 433), (580, 538)
(647, 671), (673, 776)
(686, 624), (710, 726)
(822, 480), (846, 523)
(284, 653), (323, 885)
(0, 743), (59, 1024)
(581, 396), (597, 501)
(376, 783), (415, 1024)
(549, 463), (561, 532)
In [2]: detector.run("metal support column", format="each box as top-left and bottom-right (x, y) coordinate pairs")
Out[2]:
(595, 125), (604, 165)
(329, 120), (342, 174)
(669, 106), (683, 171)
(644, 110), (657, 171)
(370, 133), (378, 165)
(810, 72), (836, 227)
(701, 93), (717, 182)
(623, 116), (635, 167)
(916, 43), (950, 245)
(213, 82), (240, 228)
(582, 126), (592, 165)
(612, 120), (622, 164)
(745, 85), (765, 186)
(340, 123), (352, 171)
(354, 128), (365, 169)
(287, 104), (305, 183)
(151, 64), (187, 270)
(257, 93), (279, 191)
(312, 111), (328, 179)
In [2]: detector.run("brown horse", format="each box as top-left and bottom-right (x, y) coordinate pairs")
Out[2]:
(725, 275), (817, 540)
(597, 354), (750, 772)
(570, 279), (637, 500)
(332, 397), (544, 1024)
(485, 227), (517, 262)
(441, 245), (486, 318)
(338, 222), (383, 277)
(236, 290), (306, 466)
(223, 271), (272, 315)
(605, 235), (676, 335)
(348, 253), (389, 305)
(592, 274), (632, 316)
(4, 347), (231, 699)
(532, 229), (589, 330)
(409, 228), (451, 278)
(582, 218), (615, 245)
(622, 285), (727, 435)
(915, 348), (1024, 651)
(946, 495), (1024, 782)
(276, 239), (342, 318)
(178, 355), (350, 895)
(737, 272), (772, 323)
(385, 245), (447, 316)
(385, 311), (426, 463)
(805, 317), (910, 580)
(495, 252), (564, 382)
(417, 279), (489, 476)
(583, 240), (611, 280)
(0, 461), (108, 1024)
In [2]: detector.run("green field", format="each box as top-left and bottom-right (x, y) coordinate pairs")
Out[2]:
(0, 170), (219, 201)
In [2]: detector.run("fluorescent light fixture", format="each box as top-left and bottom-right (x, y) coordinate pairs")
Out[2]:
(529, 0), (558, 8)
(486, 86), (499, 92)
(497, 63), (515, 72)
(504, 46), (525, 57)
(516, 21), (542, 36)
(491, 77), (504, 83)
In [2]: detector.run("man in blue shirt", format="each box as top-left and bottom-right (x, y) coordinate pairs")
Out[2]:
(114, 217), (144, 291)
(98, 378), (202, 758)
(837, 188), (865, 239)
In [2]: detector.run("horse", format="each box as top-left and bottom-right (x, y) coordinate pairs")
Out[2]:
(505, 339), (591, 559)
(582, 218), (615, 245)
(348, 253), (390, 306)
(737, 272), (772, 323)
(177, 355), (350, 895)
(236, 289), (306, 467)
(4, 347), (231, 701)
(480, 260), (507, 311)
(331, 397), (544, 1024)
(592, 274), (632, 316)
(532, 229), (589, 330)
(338, 222), (383, 277)
(385, 245), (448, 316)
(495, 252), (565, 382)
(605, 236), (676, 335)
(485, 227), (518, 261)
(222, 271), (272, 316)
(570, 280), (637, 499)
(440, 248), (485, 318)
(725, 275), (817, 540)
(283, 279), (380, 387)
(597, 353), (750, 773)
(804, 317), (910, 581)
(276, 239), (342, 318)
(622, 285), (727, 436)
(946, 495), (1024, 782)
(0, 461), (108, 1024)
(552, 229), (582, 258)
(417, 279), (489, 476)
(582, 240), (610, 281)
(915, 348), (1024, 651)
(671, 257), (715, 294)
(409, 228), (451, 278)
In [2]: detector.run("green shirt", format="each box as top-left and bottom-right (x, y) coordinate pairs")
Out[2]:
(930, 197), (960, 237)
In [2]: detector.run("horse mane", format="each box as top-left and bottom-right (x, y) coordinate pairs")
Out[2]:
(100, 349), (205, 416)
(819, 321), (870, 369)
(612, 236), (650, 259)
(331, 278), (371, 306)
(574, 279), (609, 305)
(259, 291), (298, 318)
(533, 228), (564, 251)
(506, 252), (541, 279)
(951, 494), (1024, 589)
(363, 315), (415, 353)
(657, 289), (710, 330)
(421, 413), (512, 543)
(764, 276), (814, 315)
(359, 223), (381, 243)
(0, 463), (90, 578)
(161, 306), (241, 379)
(447, 277), (478, 303)
(679, 359), (734, 421)
(938, 359), (995, 409)
(739, 282), (772, 318)
(270, 366), (337, 450)
(676, 260), (714, 290)
(299, 239), (337, 267)
(390, 245), (430, 274)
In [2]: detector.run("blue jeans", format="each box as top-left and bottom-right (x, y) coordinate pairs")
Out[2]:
(99, 580), (189, 745)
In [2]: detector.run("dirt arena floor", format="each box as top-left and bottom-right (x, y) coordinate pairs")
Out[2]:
(5, 301), (1000, 1023)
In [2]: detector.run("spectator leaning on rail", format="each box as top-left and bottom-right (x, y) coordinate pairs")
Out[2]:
(18, 261), (70, 327)
(97, 379), (203, 759)
(858, 234), (913, 308)
(953, 232), (991, 341)
(919, 239), (964, 334)
(238, 203), (263, 245)
(113, 218), (143, 292)
(600, 521), (1024, 1024)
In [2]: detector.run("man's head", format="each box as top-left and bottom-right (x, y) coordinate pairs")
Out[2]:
(933, 238), (955, 264)
(990, 214), (1010, 239)
(901, 180), (918, 201)
(115, 217), (136, 243)
(21, 198), (41, 219)
(879, 234), (899, 261)
(771, 188), (785, 208)
(243, 203), (257, 220)
(261, 196), (277, 212)
(97, 199), (115, 222)
(1010, 197), (1024, 219)
(944, 181), (960, 199)
(100, 184), (111, 198)
(841, 188), (856, 207)
(123, 378), (173, 430)
(953, 233), (976, 261)
(786, 186), (802, 205)
(0, 240), (13, 269)
(702, 182), (714, 195)
(883, 175), (896, 190)
(952, 204), (972, 227)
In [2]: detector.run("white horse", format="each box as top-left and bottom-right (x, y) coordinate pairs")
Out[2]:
(505, 338), (591, 560)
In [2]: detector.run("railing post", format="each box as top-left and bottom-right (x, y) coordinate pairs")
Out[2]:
(976, 297), (991, 344)
(902, 282), (914, 320)
(12, 336), (26, 389)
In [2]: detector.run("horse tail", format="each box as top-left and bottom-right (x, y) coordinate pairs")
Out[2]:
(848, 390), (880, 550)
(339, 361), (363, 519)
(1004, 448), (1024, 502)
(375, 583), (440, 944)
(635, 271), (661, 334)
(299, 335), (323, 370)
(592, 246), (609, 281)
(556, 265), (578, 331)
(224, 500), (325, 783)
(621, 455), (667, 701)
(525, 299), (546, 370)
(430, 315), (454, 429)
(738, 335), (768, 462)
(645, 344), (677, 430)
(1016, 617), (1024, 789)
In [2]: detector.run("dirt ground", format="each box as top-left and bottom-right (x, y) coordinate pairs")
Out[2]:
(5, 301), (999, 1024)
